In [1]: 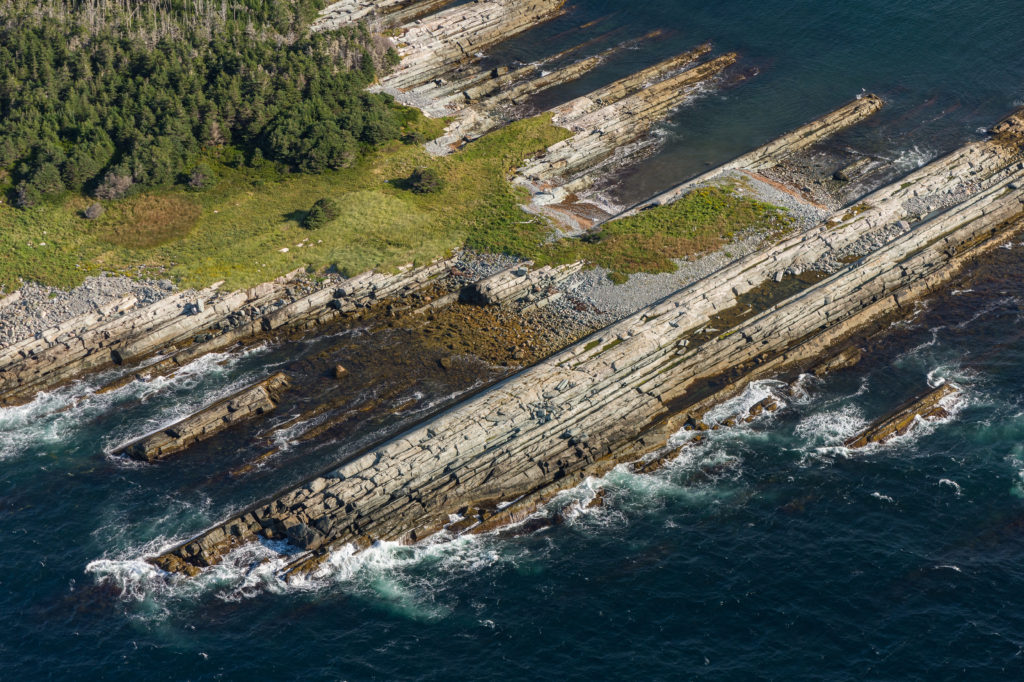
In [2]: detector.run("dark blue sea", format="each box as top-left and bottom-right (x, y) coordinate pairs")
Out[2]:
(3, 1), (1024, 678)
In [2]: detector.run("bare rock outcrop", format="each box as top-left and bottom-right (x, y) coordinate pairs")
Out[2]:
(516, 51), (738, 195)
(149, 111), (1024, 580)
(845, 383), (960, 449)
(110, 373), (291, 462)
(380, 0), (567, 91)
(313, 0), (457, 31)
(461, 261), (583, 306)
(619, 94), (886, 217)
(0, 259), (452, 407)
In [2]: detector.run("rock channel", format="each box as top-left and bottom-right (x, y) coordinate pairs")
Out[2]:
(515, 50), (740, 209)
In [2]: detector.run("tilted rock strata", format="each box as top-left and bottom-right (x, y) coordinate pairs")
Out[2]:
(619, 94), (886, 217)
(844, 383), (959, 449)
(313, 0), (457, 32)
(421, 51), (612, 153)
(380, 0), (567, 91)
(462, 262), (583, 306)
(111, 373), (291, 462)
(547, 44), (714, 127)
(151, 120), (1024, 579)
(516, 53), (738, 192)
(0, 260), (452, 407)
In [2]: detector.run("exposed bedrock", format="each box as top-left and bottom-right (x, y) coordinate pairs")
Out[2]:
(420, 35), (647, 113)
(150, 115), (1024, 579)
(422, 50), (615, 153)
(461, 261), (583, 306)
(313, 0), (458, 32)
(110, 373), (291, 462)
(380, 0), (567, 91)
(844, 383), (960, 449)
(0, 259), (452, 407)
(619, 94), (886, 217)
(515, 51), (739, 203)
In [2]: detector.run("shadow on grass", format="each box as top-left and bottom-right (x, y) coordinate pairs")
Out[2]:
(386, 176), (414, 192)
(282, 209), (308, 224)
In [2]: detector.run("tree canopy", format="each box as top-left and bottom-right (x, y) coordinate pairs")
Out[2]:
(0, 0), (404, 205)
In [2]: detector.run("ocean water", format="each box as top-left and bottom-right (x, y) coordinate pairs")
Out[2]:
(4, 1), (1024, 678)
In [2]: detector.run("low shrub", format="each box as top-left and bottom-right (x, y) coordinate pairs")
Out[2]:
(303, 197), (341, 229)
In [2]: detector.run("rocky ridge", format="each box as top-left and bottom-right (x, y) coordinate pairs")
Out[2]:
(110, 373), (291, 462)
(312, 0), (457, 32)
(0, 259), (453, 407)
(378, 0), (567, 91)
(617, 94), (887, 218)
(148, 109), (1024, 580)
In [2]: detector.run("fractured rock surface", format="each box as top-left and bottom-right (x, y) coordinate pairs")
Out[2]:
(313, 0), (457, 31)
(150, 112), (1024, 580)
(0, 259), (452, 407)
(845, 383), (960, 449)
(380, 0), (567, 91)
(111, 373), (291, 462)
(619, 94), (886, 216)
(516, 50), (738, 196)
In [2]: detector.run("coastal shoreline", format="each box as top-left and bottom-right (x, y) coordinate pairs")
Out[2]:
(2, 0), (1022, 588)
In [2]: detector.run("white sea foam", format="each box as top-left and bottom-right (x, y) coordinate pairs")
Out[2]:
(794, 405), (867, 448)
(871, 492), (896, 504)
(88, 518), (519, 622)
(102, 348), (273, 454)
(891, 145), (937, 172)
(702, 379), (788, 426)
(0, 343), (271, 463)
(938, 478), (963, 496)
(89, 424), (753, 615)
(856, 384), (968, 455)
(785, 373), (820, 404)
(907, 326), (944, 355)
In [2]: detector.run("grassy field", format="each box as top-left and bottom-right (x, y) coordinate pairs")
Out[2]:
(0, 110), (789, 292)
(470, 184), (794, 283)
(0, 113), (568, 291)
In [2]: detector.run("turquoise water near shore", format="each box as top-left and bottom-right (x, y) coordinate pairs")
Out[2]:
(4, 1), (1024, 678)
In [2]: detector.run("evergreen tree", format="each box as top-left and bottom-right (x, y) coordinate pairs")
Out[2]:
(0, 1), (404, 205)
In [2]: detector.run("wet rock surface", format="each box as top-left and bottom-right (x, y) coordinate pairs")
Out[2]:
(0, 260), (453, 406)
(845, 383), (960, 449)
(111, 373), (291, 462)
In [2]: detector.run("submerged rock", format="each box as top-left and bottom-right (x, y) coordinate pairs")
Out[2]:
(845, 383), (960, 449)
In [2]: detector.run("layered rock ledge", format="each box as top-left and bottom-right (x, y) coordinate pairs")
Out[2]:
(110, 373), (291, 462)
(845, 383), (960, 449)
(149, 109), (1024, 580)
(0, 259), (452, 407)
(379, 0), (567, 91)
(618, 94), (887, 217)
(313, 0), (457, 32)
(516, 50), (739, 207)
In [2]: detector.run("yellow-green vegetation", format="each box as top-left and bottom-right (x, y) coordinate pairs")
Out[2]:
(0, 110), (789, 293)
(0, 114), (569, 291)
(473, 185), (794, 284)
